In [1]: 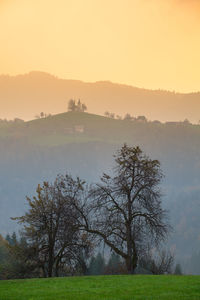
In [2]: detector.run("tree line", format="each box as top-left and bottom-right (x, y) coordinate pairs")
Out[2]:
(1, 144), (177, 278)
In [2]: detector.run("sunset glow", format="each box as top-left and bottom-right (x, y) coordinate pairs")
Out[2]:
(0, 0), (200, 92)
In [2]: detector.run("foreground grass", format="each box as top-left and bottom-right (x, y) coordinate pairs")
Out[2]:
(0, 275), (200, 300)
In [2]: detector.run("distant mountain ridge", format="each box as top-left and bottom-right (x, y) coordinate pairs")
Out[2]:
(0, 71), (200, 122)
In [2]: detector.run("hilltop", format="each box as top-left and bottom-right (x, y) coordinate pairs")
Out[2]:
(0, 71), (200, 122)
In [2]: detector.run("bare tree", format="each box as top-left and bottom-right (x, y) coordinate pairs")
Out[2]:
(139, 248), (174, 274)
(12, 174), (92, 277)
(73, 144), (170, 274)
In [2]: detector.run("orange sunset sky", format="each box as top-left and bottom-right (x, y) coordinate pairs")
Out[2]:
(0, 0), (200, 92)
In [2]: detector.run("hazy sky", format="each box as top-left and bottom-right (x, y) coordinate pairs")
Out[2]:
(0, 0), (200, 92)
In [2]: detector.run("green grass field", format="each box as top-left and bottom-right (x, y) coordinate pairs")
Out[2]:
(0, 275), (200, 300)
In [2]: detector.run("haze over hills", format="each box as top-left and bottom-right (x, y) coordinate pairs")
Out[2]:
(0, 111), (200, 269)
(0, 71), (200, 122)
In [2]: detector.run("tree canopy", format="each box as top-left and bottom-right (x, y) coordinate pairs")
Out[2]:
(73, 144), (170, 273)
(13, 175), (92, 277)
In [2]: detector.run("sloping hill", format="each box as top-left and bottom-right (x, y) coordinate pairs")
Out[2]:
(0, 71), (200, 122)
(0, 112), (200, 261)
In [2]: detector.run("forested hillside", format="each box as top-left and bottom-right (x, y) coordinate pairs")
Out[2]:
(0, 112), (200, 267)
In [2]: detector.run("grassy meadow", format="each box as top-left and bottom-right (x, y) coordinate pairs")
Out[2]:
(0, 275), (200, 300)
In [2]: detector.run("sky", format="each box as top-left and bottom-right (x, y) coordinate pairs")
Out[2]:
(0, 0), (200, 92)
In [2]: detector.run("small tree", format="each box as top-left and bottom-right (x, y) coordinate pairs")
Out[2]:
(0, 235), (10, 279)
(137, 115), (147, 122)
(124, 113), (134, 121)
(174, 263), (183, 275)
(68, 99), (76, 112)
(81, 103), (87, 112)
(88, 253), (105, 275)
(104, 111), (110, 117)
(105, 253), (125, 274)
(104, 111), (115, 119)
(68, 99), (87, 112)
(5, 232), (17, 246)
(139, 248), (174, 274)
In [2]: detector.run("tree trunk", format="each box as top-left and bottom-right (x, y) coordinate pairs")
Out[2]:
(48, 247), (54, 277)
(126, 225), (138, 273)
(126, 255), (137, 274)
(41, 266), (47, 278)
(48, 260), (53, 277)
(55, 258), (60, 277)
(126, 220), (135, 273)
